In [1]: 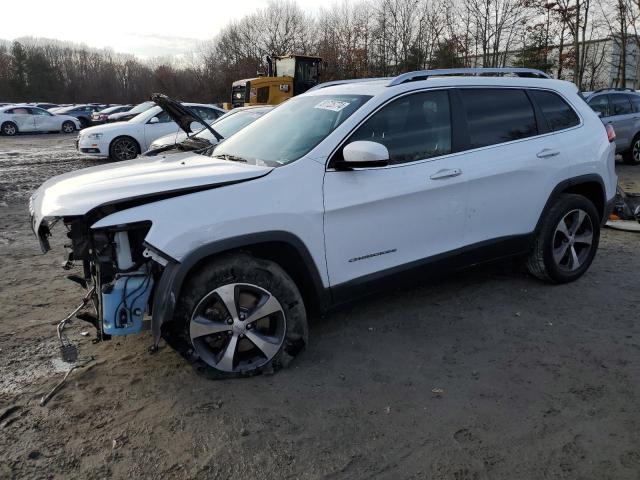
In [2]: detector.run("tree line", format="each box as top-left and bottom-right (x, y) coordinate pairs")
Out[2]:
(1, 0), (639, 105)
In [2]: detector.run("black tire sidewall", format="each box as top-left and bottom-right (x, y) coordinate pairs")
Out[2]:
(623, 135), (640, 165)
(540, 194), (600, 283)
(167, 254), (308, 379)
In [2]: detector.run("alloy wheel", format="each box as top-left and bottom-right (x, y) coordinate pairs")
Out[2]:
(189, 283), (286, 373)
(113, 139), (137, 160)
(3, 124), (16, 135)
(633, 140), (640, 163)
(552, 209), (594, 272)
(62, 122), (74, 133)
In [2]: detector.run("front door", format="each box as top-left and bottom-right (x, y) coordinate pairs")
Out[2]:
(323, 89), (468, 290)
(143, 111), (179, 151)
(32, 108), (60, 131)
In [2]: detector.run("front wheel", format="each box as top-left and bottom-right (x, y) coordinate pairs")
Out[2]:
(165, 254), (308, 379)
(623, 136), (640, 165)
(61, 121), (75, 134)
(109, 137), (139, 161)
(526, 194), (600, 283)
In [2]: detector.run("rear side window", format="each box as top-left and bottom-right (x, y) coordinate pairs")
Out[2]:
(610, 94), (633, 115)
(348, 90), (452, 164)
(629, 95), (640, 112)
(588, 95), (609, 117)
(459, 89), (537, 149)
(529, 90), (580, 131)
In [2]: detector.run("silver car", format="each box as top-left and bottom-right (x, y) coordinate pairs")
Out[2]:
(586, 88), (640, 165)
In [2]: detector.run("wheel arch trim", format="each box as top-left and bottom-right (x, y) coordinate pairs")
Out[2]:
(150, 231), (329, 345)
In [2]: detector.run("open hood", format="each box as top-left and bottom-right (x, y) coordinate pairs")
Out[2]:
(30, 152), (272, 250)
(151, 93), (206, 135)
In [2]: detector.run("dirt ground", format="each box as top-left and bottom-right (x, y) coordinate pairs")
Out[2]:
(0, 133), (639, 480)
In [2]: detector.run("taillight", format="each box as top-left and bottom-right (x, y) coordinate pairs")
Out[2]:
(605, 124), (616, 142)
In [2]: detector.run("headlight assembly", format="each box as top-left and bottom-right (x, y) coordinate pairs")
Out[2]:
(87, 133), (103, 140)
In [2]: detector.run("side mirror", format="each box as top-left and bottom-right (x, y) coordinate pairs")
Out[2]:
(336, 141), (389, 169)
(596, 111), (603, 118)
(149, 116), (159, 124)
(189, 121), (203, 132)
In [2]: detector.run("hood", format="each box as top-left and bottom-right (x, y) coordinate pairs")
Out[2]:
(151, 93), (204, 135)
(30, 152), (273, 235)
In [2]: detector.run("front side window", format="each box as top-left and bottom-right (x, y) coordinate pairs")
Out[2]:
(529, 90), (580, 131)
(630, 95), (640, 112)
(212, 94), (371, 165)
(460, 88), (537, 149)
(31, 107), (52, 116)
(152, 111), (172, 123)
(346, 90), (452, 164)
(610, 94), (633, 116)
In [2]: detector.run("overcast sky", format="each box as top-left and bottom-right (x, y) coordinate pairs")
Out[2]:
(4, 0), (322, 58)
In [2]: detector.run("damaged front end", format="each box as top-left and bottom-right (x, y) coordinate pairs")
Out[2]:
(33, 207), (164, 360)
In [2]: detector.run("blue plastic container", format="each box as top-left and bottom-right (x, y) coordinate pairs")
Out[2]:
(102, 274), (154, 336)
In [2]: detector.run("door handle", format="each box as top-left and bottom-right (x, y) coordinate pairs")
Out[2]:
(430, 168), (462, 180)
(536, 149), (560, 159)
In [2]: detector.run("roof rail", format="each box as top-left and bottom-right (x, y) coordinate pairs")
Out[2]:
(307, 77), (391, 92)
(387, 68), (551, 87)
(591, 87), (636, 94)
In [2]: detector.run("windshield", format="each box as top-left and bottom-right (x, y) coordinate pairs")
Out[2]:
(129, 101), (155, 114)
(212, 95), (371, 165)
(195, 108), (271, 141)
(276, 57), (296, 77)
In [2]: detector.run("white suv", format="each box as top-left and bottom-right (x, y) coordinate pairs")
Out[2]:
(30, 68), (617, 378)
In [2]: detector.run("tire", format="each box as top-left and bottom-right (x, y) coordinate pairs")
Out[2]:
(526, 194), (600, 283)
(1, 121), (18, 136)
(61, 120), (75, 134)
(623, 134), (640, 165)
(164, 253), (308, 379)
(109, 136), (140, 161)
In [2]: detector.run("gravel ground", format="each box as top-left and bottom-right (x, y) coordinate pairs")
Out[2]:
(0, 134), (639, 480)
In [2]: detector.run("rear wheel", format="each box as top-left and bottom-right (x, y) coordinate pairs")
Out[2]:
(109, 136), (139, 161)
(526, 194), (600, 283)
(623, 135), (640, 165)
(61, 121), (75, 134)
(165, 254), (308, 379)
(1, 122), (18, 136)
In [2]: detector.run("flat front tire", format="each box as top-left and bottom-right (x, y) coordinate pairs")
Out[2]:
(526, 194), (600, 283)
(164, 254), (308, 379)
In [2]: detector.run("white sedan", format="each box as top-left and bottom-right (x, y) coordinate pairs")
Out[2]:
(0, 105), (81, 135)
(76, 102), (225, 161)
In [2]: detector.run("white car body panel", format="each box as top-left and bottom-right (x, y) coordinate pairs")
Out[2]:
(30, 153), (272, 231)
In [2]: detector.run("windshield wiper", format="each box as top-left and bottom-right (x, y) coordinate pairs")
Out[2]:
(211, 154), (247, 163)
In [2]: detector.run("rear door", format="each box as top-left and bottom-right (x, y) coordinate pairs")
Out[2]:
(607, 93), (635, 151)
(6, 107), (36, 132)
(458, 88), (572, 246)
(323, 89), (468, 289)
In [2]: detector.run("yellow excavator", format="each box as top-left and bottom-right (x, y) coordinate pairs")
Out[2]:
(225, 55), (322, 109)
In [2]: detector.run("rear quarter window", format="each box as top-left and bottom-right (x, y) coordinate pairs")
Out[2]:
(529, 90), (580, 131)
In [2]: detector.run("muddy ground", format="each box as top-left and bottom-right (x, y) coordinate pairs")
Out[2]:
(0, 133), (639, 480)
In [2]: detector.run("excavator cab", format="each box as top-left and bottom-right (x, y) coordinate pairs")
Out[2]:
(226, 55), (322, 109)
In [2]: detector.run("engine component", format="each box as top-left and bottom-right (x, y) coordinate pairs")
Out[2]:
(102, 272), (154, 336)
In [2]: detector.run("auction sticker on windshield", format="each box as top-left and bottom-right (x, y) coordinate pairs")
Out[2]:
(314, 100), (350, 112)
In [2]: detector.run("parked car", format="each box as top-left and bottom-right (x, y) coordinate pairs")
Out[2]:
(91, 105), (133, 125)
(76, 99), (225, 160)
(30, 102), (59, 110)
(0, 102), (13, 107)
(30, 68), (617, 378)
(54, 104), (104, 128)
(145, 105), (273, 156)
(0, 105), (81, 135)
(585, 88), (640, 165)
(107, 101), (155, 123)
